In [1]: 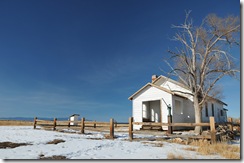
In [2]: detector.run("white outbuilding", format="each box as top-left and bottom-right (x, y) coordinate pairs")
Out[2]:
(69, 114), (80, 125)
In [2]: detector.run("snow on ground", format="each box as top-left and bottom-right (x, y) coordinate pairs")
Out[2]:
(0, 126), (235, 159)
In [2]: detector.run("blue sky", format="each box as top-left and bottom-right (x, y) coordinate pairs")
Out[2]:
(0, 0), (240, 122)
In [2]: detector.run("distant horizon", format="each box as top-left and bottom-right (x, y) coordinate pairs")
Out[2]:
(0, 111), (240, 122)
(0, 116), (128, 123)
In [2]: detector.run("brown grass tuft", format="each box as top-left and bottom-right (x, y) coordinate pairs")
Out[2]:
(0, 142), (32, 149)
(184, 147), (197, 151)
(142, 141), (164, 147)
(46, 139), (65, 145)
(221, 150), (240, 159)
(104, 134), (114, 139)
(167, 153), (185, 159)
(190, 140), (240, 159)
(39, 155), (67, 159)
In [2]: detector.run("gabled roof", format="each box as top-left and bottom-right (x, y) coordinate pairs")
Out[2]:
(129, 75), (228, 106)
(207, 96), (228, 106)
(128, 82), (186, 100)
(153, 75), (227, 106)
(69, 114), (80, 117)
(152, 75), (191, 91)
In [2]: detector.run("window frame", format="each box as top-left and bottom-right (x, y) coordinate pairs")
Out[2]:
(211, 103), (214, 116)
(205, 102), (208, 117)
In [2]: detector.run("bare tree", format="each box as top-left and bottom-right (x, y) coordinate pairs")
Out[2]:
(165, 11), (240, 134)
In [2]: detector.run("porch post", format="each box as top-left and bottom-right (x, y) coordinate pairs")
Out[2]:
(160, 100), (163, 129)
(167, 104), (173, 134)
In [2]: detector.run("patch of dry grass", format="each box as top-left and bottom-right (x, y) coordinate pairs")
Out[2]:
(0, 142), (32, 149)
(167, 153), (185, 159)
(189, 139), (210, 146)
(190, 140), (240, 159)
(46, 139), (65, 145)
(167, 137), (190, 145)
(0, 120), (33, 126)
(183, 147), (197, 151)
(141, 141), (164, 147)
(39, 154), (67, 159)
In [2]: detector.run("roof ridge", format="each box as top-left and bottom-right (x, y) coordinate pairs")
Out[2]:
(153, 75), (190, 90)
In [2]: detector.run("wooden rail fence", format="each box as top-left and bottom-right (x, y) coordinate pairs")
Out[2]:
(128, 116), (217, 143)
(33, 116), (238, 143)
(33, 117), (128, 139)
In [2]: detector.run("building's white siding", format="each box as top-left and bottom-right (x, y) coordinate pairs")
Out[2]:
(172, 96), (195, 122)
(132, 100), (142, 128)
(172, 96), (195, 130)
(130, 76), (228, 131)
(70, 115), (79, 125)
(158, 79), (227, 124)
(202, 102), (226, 123)
(132, 86), (172, 130)
(214, 102), (227, 123)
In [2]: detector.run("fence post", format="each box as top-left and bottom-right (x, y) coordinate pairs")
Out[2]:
(110, 118), (114, 139)
(227, 117), (233, 131)
(209, 116), (216, 144)
(53, 118), (57, 131)
(167, 115), (173, 134)
(33, 117), (37, 129)
(129, 117), (133, 141)
(235, 119), (240, 132)
(236, 119), (240, 125)
(81, 117), (85, 134)
(94, 120), (96, 128)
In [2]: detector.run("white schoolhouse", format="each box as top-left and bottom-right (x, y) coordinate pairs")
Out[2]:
(128, 75), (228, 130)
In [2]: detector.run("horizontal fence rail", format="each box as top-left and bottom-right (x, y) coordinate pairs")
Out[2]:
(128, 116), (217, 144)
(132, 122), (210, 127)
(33, 117), (127, 139)
(33, 116), (238, 144)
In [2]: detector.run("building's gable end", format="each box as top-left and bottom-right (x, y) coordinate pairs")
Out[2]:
(130, 85), (151, 101)
(128, 83), (174, 100)
(130, 84), (173, 101)
(153, 77), (193, 101)
(128, 83), (152, 100)
(153, 76), (190, 90)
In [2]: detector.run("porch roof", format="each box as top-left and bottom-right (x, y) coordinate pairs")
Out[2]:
(128, 83), (186, 100)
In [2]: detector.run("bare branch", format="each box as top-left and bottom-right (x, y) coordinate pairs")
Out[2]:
(208, 25), (240, 50)
(163, 59), (189, 87)
(166, 12), (240, 130)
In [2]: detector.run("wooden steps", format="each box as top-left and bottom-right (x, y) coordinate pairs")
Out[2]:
(141, 125), (163, 131)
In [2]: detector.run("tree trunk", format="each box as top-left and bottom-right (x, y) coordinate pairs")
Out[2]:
(193, 95), (202, 134)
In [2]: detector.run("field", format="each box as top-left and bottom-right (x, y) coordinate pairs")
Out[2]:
(0, 121), (240, 159)
(0, 120), (33, 126)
